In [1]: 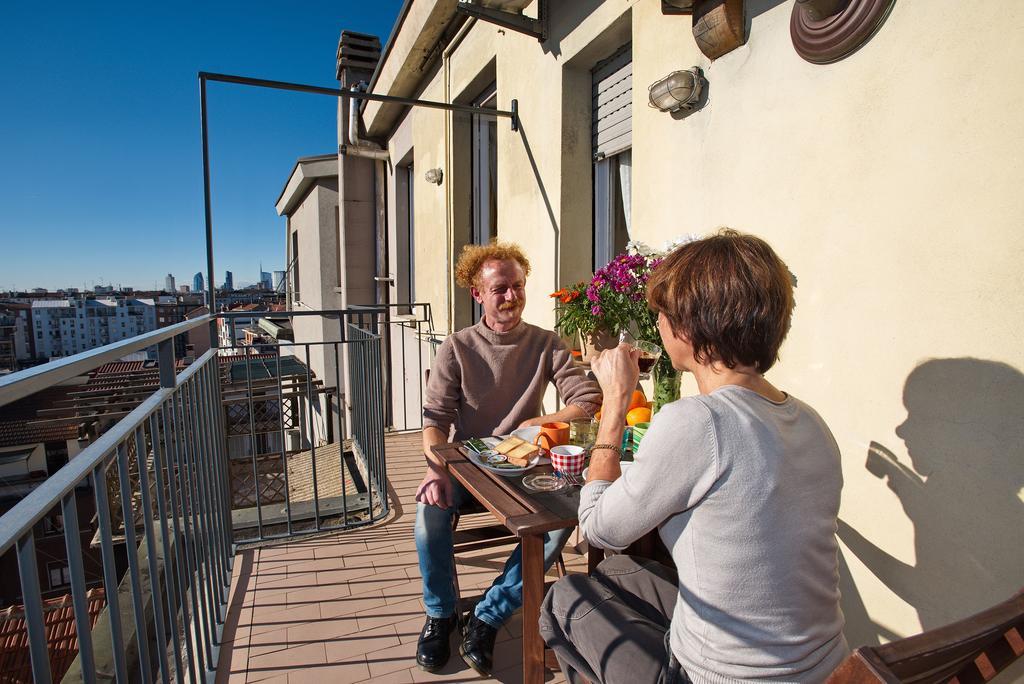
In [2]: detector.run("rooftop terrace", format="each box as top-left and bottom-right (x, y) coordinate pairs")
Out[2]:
(216, 431), (584, 683)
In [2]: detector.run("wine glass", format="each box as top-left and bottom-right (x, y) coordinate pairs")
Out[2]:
(619, 329), (663, 380)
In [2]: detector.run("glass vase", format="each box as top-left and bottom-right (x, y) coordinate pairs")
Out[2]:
(651, 356), (681, 414)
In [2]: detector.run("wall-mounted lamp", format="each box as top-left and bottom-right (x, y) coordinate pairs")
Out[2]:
(648, 68), (703, 113)
(424, 168), (443, 185)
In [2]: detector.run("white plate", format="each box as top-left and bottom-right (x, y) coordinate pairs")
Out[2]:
(582, 461), (632, 482)
(511, 425), (541, 444)
(469, 450), (541, 477)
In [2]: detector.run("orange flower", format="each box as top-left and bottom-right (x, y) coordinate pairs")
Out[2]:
(550, 288), (568, 299)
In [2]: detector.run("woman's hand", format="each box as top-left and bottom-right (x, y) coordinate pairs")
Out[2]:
(591, 343), (641, 409)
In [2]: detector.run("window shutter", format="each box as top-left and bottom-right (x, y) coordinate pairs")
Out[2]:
(592, 44), (632, 160)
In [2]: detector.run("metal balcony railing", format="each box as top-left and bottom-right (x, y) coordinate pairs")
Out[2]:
(0, 306), (434, 680)
(216, 305), (436, 543)
(0, 316), (231, 683)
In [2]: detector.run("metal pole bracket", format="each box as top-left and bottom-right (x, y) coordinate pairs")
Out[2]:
(456, 0), (547, 42)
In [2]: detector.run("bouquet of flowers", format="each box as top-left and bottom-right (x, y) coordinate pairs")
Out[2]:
(551, 236), (700, 411)
(550, 236), (700, 344)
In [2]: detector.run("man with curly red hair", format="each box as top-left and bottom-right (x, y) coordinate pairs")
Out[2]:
(414, 241), (602, 676)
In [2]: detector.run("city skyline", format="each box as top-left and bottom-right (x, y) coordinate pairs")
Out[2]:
(0, 2), (402, 293)
(2, 262), (283, 293)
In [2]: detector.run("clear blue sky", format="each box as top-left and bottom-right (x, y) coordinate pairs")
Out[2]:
(0, 1), (403, 292)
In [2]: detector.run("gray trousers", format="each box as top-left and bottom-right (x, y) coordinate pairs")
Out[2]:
(539, 555), (689, 684)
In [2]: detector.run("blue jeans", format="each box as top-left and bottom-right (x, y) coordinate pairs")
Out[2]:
(415, 476), (572, 630)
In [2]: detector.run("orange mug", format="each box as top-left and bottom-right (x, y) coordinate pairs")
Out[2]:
(533, 422), (570, 451)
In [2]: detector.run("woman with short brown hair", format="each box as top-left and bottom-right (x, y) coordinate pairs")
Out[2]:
(540, 229), (848, 683)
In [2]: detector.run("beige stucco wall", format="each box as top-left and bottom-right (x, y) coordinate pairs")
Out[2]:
(629, 0), (1024, 649)
(382, 0), (1023, 653)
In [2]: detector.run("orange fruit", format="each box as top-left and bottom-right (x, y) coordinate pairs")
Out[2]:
(626, 406), (652, 426)
(628, 390), (647, 411)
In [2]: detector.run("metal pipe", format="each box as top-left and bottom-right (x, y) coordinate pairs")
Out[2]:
(201, 77), (218, 330)
(338, 143), (390, 161)
(200, 71), (516, 122)
(346, 82), (390, 160)
(349, 83), (363, 148)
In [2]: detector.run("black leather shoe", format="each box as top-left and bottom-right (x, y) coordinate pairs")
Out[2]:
(460, 614), (498, 676)
(416, 614), (458, 672)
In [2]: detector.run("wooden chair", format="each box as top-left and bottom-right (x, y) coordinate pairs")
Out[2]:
(826, 590), (1024, 683)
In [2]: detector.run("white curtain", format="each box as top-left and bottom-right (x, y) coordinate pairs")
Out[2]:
(618, 149), (632, 238)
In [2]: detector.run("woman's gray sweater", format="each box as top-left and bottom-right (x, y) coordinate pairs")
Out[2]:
(579, 386), (849, 683)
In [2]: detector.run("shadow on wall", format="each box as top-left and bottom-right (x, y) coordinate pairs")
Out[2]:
(839, 358), (1024, 647)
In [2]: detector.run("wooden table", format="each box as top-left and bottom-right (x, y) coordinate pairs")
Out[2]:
(431, 442), (579, 684)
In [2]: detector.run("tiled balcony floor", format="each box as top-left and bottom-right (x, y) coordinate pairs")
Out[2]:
(216, 431), (586, 683)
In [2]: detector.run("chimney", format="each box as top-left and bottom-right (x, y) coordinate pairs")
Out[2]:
(336, 30), (382, 87)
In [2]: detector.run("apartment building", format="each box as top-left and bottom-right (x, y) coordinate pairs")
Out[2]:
(312, 0), (1024, 652)
(0, 303), (33, 372)
(30, 298), (157, 359)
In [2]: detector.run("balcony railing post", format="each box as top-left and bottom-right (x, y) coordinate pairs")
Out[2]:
(93, 462), (130, 683)
(333, 343), (348, 522)
(202, 361), (232, 584)
(149, 411), (187, 682)
(195, 369), (228, 612)
(274, 348), (294, 536)
(173, 388), (212, 672)
(182, 380), (217, 665)
(115, 440), (155, 682)
(134, 427), (172, 683)
(61, 489), (97, 684)
(211, 362), (235, 572)
(305, 343), (321, 530)
(16, 532), (52, 684)
(163, 400), (201, 682)
(158, 338), (176, 390)
(243, 352), (263, 537)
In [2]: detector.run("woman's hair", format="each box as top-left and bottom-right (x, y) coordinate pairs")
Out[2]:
(454, 241), (531, 289)
(646, 228), (795, 372)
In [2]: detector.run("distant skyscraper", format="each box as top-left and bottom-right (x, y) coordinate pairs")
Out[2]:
(164, 273), (176, 293)
(193, 272), (204, 293)
(273, 271), (285, 291)
(223, 271), (234, 291)
(260, 271), (273, 290)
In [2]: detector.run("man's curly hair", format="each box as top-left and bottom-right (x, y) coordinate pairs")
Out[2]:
(454, 241), (531, 289)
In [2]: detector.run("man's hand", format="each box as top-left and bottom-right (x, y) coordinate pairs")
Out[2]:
(518, 416), (547, 428)
(415, 466), (454, 509)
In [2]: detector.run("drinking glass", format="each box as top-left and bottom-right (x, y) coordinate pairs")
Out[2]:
(569, 417), (597, 448)
(619, 329), (663, 379)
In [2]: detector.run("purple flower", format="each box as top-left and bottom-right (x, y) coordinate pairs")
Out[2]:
(591, 304), (603, 316)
